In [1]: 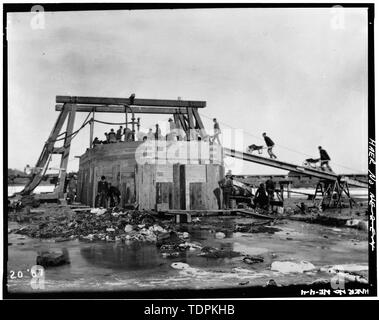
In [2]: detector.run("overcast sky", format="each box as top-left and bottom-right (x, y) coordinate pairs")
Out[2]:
(7, 7), (368, 175)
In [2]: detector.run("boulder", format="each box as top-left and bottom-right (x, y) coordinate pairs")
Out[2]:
(36, 249), (70, 268)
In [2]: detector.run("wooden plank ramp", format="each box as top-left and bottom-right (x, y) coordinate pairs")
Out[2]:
(166, 209), (235, 217)
(234, 209), (275, 220)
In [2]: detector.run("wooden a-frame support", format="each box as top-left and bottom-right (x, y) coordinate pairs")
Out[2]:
(313, 178), (356, 209)
(172, 107), (207, 140)
(21, 103), (77, 198)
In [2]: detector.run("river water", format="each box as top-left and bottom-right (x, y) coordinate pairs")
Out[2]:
(7, 216), (368, 293)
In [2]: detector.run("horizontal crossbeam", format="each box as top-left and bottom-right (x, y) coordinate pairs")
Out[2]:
(55, 104), (189, 114)
(56, 95), (206, 108)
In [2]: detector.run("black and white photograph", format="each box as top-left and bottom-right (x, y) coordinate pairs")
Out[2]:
(2, 2), (376, 301)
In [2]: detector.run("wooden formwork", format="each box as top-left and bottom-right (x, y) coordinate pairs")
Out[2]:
(77, 141), (224, 210)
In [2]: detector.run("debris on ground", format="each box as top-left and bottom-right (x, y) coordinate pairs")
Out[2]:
(198, 246), (241, 259)
(242, 255), (264, 264)
(10, 205), (173, 243)
(234, 221), (281, 234)
(171, 262), (192, 270)
(215, 231), (225, 239)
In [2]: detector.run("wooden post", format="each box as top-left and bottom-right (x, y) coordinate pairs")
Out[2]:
(287, 182), (291, 199)
(192, 108), (206, 138)
(131, 111), (136, 141)
(21, 106), (70, 195)
(125, 106), (128, 134)
(89, 111), (94, 148)
(57, 104), (77, 197)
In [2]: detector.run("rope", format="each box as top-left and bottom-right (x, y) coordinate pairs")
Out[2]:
(93, 119), (128, 126)
(53, 112), (92, 142)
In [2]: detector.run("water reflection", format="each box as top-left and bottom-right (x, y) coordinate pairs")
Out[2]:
(80, 242), (165, 270)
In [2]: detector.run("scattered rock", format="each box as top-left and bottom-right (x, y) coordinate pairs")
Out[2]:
(215, 232), (226, 239)
(266, 279), (278, 287)
(36, 249), (70, 268)
(90, 208), (106, 215)
(124, 224), (133, 233)
(171, 262), (191, 270)
(199, 246), (241, 259)
(157, 231), (183, 247)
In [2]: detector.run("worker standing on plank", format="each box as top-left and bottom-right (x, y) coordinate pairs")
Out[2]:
(265, 178), (276, 212)
(262, 132), (277, 159)
(318, 146), (332, 171)
(92, 137), (101, 147)
(108, 129), (117, 143)
(219, 173), (233, 209)
(147, 128), (155, 140)
(212, 118), (221, 144)
(265, 178), (275, 201)
(104, 132), (110, 144)
(167, 118), (176, 141)
(116, 126), (123, 142)
(155, 124), (162, 140)
(96, 176), (109, 208)
(124, 126), (133, 142)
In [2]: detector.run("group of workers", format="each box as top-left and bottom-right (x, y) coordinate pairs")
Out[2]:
(96, 176), (121, 208)
(218, 173), (277, 211)
(91, 117), (224, 147)
(249, 132), (333, 172)
(253, 179), (276, 210)
(92, 126), (135, 146)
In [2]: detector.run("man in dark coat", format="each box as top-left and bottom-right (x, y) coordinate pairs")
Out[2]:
(92, 137), (101, 147)
(219, 174), (233, 209)
(318, 146), (332, 171)
(116, 126), (123, 142)
(254, 183), (269, 209)
(97, 176), (109, 208)
(262, 132), (277, 159)
(108, 183), (121, 207)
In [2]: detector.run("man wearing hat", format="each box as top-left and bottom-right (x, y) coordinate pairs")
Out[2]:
(219, 173), (234, 209)
(318, 146), (332, 171)
(167, 118), (176, 141)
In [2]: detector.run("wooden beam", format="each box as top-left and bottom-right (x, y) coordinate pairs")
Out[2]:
(56, 95), (206, 108)
(224, 148), (341, 181)
(178, 114), (189, 140)
(187, 108), (195, 129)
(192, 108), (207, 137)
(57, 105), (77, 196)
(55, 104), (189, 114)
(21, 107), (69, 195)
(89, 112), (94, 148)
(52, 147), (65, 154)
